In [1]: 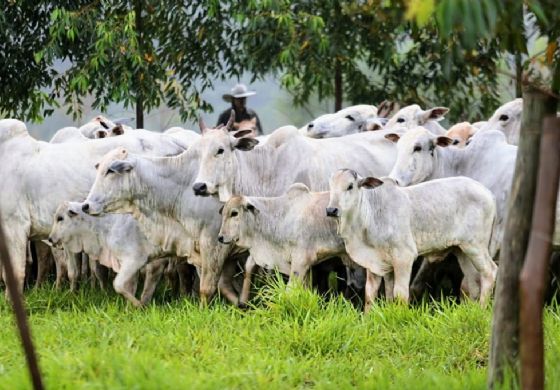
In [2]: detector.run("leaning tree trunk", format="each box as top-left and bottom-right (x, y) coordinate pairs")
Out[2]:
(519, 116), (560, 390)
(488, 88), (558, 387)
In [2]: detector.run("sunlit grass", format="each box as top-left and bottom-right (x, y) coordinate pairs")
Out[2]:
(0, 280), (559, 389)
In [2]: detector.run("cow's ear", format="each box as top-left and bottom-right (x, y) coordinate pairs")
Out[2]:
(419, 107), (449, 123)
(68, 209), (78, 217)
(108, 160), (134, 174)
(218, 205), (224, 215)
(287, 183), (310, 198)
(234, 137), (259, 151)
(94, 163), (100, 170)
(358, 177), (383, 189)
(233, 129), (253, 139)
(384, 133), (400, 143)
(112, 124), (124, 135)
(246, 202), (259, 214)
(435, 136), (453, 147)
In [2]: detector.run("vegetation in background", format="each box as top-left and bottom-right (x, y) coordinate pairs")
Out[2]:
(0, 0), (535, 124)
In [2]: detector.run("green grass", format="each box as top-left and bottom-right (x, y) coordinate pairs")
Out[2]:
(1, 281), (560, 389)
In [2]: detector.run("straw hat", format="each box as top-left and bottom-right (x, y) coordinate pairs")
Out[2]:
(222, 83), (257, 102)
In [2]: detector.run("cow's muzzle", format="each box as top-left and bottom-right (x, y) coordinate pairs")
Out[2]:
(326, 207), (339, 217)
(192, 182), (210, 196)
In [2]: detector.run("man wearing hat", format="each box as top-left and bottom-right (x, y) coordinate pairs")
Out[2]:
(217, 83), (263, 135)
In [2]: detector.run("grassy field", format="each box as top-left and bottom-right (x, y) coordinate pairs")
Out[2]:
(1, 281), (560, 389)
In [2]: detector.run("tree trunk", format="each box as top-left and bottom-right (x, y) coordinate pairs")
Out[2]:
(0, 214), (44, 390)
(515, 52), (523, 98)
(334, 59), (342, 112)
(519, 117), (560, 390)
(135, 0), (144, 129)
(488, 88), (558, 387)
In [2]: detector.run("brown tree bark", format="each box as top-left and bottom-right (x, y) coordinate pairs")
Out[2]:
(519, 117), (560, 390)
(488, 88), (558, 387)
(0, 214), (44, 390)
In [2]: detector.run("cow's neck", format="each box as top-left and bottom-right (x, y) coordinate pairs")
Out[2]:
(232, 142), (302, 197)
(431, 147), (460, 180)
(132, 153), (192, 216)
(241, 198), (287, 245)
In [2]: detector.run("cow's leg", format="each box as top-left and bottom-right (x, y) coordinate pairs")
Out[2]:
(239, 256), (257, 307)
(392, 253), (415, 303)
(81, 253), (89, 283)
(289, 254), (313, 288)
(52, 248), (67, 289)
(384, 271), (395, 301)
(218, 256), (239, 305)
(2, 227), (29, 297)
(113, 258), (145, 307)
(34, 242), (53, 287)
(65, 250), (81, 291)
(460, 245), (497, 305)
(455, 252), (480, 300)
(140, 259), (168, 305)
(410, 258), (433, 298)
(364, 269), (382, 313)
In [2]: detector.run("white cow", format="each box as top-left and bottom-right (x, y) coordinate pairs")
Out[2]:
(50, 127), (90, 143)
(479, 98), (522, 145)
(386, 127), (560, 253)
(384, 104), (449, 135)
(164, 127), (201, 147)
(0, 119), (186, 293)
(217, 183), (354, 305)
(80, 147), (241, 304)
(326, 169), (497, 308)
(48, 202), (174, 306)
(191, 120), (399, 202)
(445, 122), (479, 148)
(302, 105), (379, 138)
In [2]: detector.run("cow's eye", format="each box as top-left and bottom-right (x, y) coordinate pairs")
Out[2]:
(231, 210), (238, 217)
(396, 118), (405, 123)
(413, 145), (422, 152)
(308, 123), (314, 129)
(216, 148), (224, 155)
(56, 216), (64, 222)
(347, 184), (354, 191)
(499, 114), (509, 121)
(345, 115), (355, 121)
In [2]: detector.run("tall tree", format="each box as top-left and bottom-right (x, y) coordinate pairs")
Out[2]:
(234, 0), (501, 119)
(3, 1), (242, 125)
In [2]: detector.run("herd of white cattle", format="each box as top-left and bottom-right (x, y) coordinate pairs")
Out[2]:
(1, 97), (559, 310)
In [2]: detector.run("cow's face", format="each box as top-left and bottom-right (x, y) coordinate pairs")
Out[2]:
(445, 122), (478, 148)
(384, 104), (448, 130)
(483, 98), (522, 140)
(305, 105), (378, 138)
(82, 148), (136, 215)
(217, 196), (256, 247)
(192, 128), (258, 202)
(387, 128), (452, 186)
(327, 170), (358, 217)
(48, 202), (87, 252)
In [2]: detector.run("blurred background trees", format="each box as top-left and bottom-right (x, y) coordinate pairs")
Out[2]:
(0, 1), (556, 131)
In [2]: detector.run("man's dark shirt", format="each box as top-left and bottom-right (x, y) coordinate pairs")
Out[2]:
(217, 106), (263, 135)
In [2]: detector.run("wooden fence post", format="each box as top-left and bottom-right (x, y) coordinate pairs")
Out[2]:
(519, 116), (560, 390)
